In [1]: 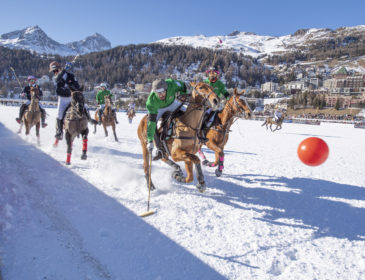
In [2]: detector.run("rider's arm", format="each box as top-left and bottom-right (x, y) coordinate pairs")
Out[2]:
(146, 94), (159, 142)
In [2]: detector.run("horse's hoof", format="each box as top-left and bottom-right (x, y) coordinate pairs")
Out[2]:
(81, 154), (87, 160)
(215, 169), (222, 177)
(65, 162), (71, 165)
(196, 182), (206, 193)
(172, 170), (183, 180)
(202, 159), (210, 166)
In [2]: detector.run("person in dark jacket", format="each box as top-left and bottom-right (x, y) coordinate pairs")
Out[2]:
(16, 75), (47, 128)
(50, 61), (95, 140)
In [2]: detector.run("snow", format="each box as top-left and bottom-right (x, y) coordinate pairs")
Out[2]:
(1, 105), (365, 279)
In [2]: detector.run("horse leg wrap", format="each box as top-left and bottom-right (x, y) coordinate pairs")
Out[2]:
(82, 138), (88, 152)
(195, 163), (204, 184)
(66, 153), (71, 165)
(218, 156), (224, 171)
(198, 149), (207, 160)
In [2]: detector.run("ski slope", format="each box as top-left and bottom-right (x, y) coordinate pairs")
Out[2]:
(1, 105), (365, 280)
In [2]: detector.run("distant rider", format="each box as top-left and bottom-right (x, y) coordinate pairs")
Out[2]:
(50, 61), (95, 140)
(146, 78), (189, 160)
(16, 75), (48, 128)
(95, 83), (118, 124)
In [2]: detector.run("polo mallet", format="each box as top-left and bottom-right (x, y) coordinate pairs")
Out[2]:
(10, 67), (23, 89)
(139, 150), (155, 217)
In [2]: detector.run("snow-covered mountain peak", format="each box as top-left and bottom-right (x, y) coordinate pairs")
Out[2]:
(0, 25), (111, 56)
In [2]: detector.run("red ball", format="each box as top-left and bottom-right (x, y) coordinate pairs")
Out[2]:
(297, 137), (329, 166)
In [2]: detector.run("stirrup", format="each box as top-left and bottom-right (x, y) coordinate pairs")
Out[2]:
(152, 149), (164, 161)
(198, 135), (208, 144)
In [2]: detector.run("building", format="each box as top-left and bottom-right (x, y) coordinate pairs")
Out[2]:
(261, 82), (279, 92)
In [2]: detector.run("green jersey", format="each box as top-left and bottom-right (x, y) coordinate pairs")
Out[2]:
(146, 78), (188, 142)
(204, 78), (229, 100)
(96, 89), (113, 105)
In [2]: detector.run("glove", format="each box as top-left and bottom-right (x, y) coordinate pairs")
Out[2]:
(147, 141), (154, 153)
(64, 62), (73, 71)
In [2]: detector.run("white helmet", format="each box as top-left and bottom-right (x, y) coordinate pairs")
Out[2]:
(99, 83), (108, 89)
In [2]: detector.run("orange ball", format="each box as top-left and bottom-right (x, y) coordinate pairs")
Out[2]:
(297, 137), (329, 166)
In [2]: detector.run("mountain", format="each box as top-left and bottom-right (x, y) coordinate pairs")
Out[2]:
(0, 26), (111, 56)
(155, 25), (365, 58)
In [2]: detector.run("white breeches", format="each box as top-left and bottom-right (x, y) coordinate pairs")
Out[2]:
(57, 96), (71, 120)
(156, 99), (186, 121)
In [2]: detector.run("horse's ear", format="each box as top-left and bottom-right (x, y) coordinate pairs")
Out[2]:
(190, 82), (196, 87)
(238, 89), (245, 96)
(80, 85), (84, 91)
(233, 88), (238, 95)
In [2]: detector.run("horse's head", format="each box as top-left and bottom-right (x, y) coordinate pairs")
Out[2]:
(70, 88), (85, 115)
(190, 82), (219, 111)
(30, 86), (40, 101)
(230, 88), (252, 119)
(105, 95), (112, 107)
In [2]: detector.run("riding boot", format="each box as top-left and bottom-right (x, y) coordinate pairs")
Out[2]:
(40, 108), (48, 128)
(112, 110), (119, 124)
(55, 118), (64, 140)
(16, 104), (27, 123)
(98, 110), (103, 125)
(152, 132), (165, 161)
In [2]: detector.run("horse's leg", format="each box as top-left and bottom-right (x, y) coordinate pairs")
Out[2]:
(81, 129), (88, 160)
(65, 132), (72, 165)
(17, 123), (23, 134)
(93, 123), (97, 134)
(103, 123), (108, 137)
(198, 148), (209, 166)
(206, 141), (225, 177)
(161, 158), (184, 180)
(112, 123), (118, 142)
(171, 148), (206, 192)
(36, 122), (40, 146)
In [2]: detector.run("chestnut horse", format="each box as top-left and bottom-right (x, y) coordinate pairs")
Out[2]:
(137, 82), (219, 193)
(198, 88), (252, 177)
(19, 86), (41, 144)
(63, 88), (89, 165)
(127, 108), (136, 123)
(94, 95), (118, 141)
(262, 114), (285, 131)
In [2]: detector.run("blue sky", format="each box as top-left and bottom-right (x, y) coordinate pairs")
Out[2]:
(1, 0), (364, 47)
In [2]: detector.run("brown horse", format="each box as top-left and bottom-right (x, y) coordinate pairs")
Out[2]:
(64, 88), (89, 165)
(137, 82), (219, 192)
(127, 108), (136, 123)
(262, 114), (285, 131)
(198, 88), (252, 177)
(94, 95), (118, 141)
(19, 86), (42, 144)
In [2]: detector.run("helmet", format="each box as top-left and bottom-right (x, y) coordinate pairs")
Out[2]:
(27, 75), (37, 81)
(49, 61), (61, 72)
(99, 82), (108, 89)
(206, 66), (220, 75)
(152, 79), (167, 93)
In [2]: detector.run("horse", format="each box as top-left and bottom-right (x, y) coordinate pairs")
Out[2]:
(198, 88), (252, 177)
(137, 82), (220, 193)
(127, 108), (136, 123)
(63, 88), (89, 165)
(94, 95), (118, 141)
(261, 114), (285, 132)
(19, 86), (41, 144)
